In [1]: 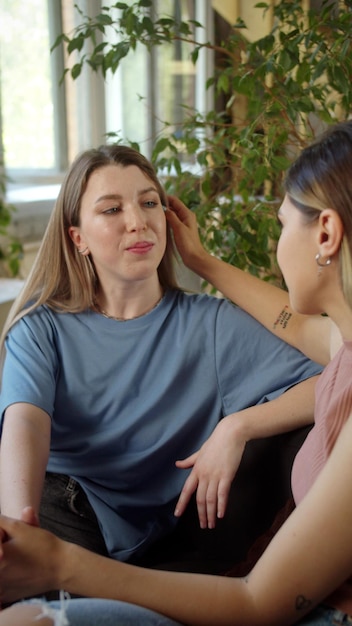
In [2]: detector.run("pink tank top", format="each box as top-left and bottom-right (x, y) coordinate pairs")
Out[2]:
(291, 340), (352, 613)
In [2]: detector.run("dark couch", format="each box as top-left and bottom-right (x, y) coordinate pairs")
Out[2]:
(139, 425), (311, 575)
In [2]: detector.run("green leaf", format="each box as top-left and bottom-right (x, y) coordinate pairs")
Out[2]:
(96, 13), (113, 26)
(295, 60), (311, 84)
(67, 34), (86, 54)
(217, 73), (230, 93)
(154, 137), (172, 153)
(191, 48), (199, 64)
(71, 63), (82, 79)
(50, 33), (69, 52)
(253, 165), (268, 187)
(142, 16), (155, 35)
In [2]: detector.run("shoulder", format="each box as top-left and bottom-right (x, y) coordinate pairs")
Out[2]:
(172, 290), (239, 315)
(7, 306), (88, 342)
(330, 319), (344, 359)
(171, 290), (290, 333)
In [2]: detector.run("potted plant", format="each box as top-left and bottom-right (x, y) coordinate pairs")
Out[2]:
(0, 154), (22, 277)
(52, 0), (352, 284)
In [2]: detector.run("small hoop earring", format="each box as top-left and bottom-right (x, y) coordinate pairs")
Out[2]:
(78, 246), (89, 255)
(315, 253), (331, 267)
(315, 252), (331, 276)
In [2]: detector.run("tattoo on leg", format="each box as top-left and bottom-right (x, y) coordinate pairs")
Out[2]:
(296, 595), (312, 612)
(273, 305), (292, 331)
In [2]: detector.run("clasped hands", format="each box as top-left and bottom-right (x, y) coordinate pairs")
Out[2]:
(0, 507), (61, 604)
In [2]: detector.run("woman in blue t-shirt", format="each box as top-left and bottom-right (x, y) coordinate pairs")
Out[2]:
(0, 145), (318, 571)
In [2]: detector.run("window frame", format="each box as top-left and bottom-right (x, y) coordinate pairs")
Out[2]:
(2, 0), (214, 241)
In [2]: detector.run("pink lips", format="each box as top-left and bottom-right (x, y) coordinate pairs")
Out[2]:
(126, 241), (154, 255)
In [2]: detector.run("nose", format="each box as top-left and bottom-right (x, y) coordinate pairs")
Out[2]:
(124, 204), (147, 232)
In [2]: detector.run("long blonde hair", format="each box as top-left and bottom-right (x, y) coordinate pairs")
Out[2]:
(284, 120), (352, 310)
(0, 145), (180, 364)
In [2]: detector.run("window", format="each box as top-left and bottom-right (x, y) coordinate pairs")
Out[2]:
(0, 0), (67, 178)
(1, 0), (213, 180)
(1, 0), (213, 246)
(104, 0), (213, 161)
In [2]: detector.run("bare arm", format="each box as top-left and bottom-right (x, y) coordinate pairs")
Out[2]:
(167, 196), (332, 366)
(175, 375), (318, 528)
(0, 605), (53, 626)
(0, 403), (50, 518)
(1, 414), (352, 626)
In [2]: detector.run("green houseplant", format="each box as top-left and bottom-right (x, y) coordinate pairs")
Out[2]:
(53, 0), (352, 284)
(0, 155), (22, 277)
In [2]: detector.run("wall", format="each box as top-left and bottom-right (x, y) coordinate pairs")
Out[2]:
(212, 0), (274, 39)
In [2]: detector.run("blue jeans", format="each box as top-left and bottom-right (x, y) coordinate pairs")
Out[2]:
(27, 598), (183, 625)
(40, 473), (109, 557)
(297, 605), (352, 625)
(20, 599), (352, 625)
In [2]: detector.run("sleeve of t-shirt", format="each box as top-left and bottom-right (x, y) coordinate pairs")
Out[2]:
(214, 299), (323, 415)
(0, 312), (57, 426)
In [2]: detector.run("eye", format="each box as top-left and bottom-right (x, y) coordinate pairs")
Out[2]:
(143, 200), (159, 208)
(103, 206), (121, 214)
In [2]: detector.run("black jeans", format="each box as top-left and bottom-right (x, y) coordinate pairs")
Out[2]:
(40, 472), (109, 557)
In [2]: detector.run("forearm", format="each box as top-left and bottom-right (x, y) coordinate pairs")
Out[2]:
(186, 247), (291, 332)
(167, 196), (330, 363)
(60, 541), (255, 626)
(190, 252), (332, 364)
(0, 405), (50, 517)
(228, 375), (318, 444)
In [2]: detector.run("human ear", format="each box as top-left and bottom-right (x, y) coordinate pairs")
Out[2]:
(317, 209), (344, 259)
(68, 226), (89, 255)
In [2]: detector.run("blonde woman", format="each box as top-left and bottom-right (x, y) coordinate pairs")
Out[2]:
(0, 145), (318, 579)
(0, 120), (350, 625)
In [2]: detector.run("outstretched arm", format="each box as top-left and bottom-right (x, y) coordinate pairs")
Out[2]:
(175, 375), (318, 528)
(166, 196), (332, 366)
(0, 403), (50, 518)
(1, 412), (352, 626)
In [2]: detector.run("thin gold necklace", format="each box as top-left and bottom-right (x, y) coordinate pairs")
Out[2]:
(94, 292), (165, 322)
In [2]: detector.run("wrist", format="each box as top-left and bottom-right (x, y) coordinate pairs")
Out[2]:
(223, 409), (260, 444)
(221, 412), (250, 445)
(55, 538), (77, 592)
(186, 248), (217, 278)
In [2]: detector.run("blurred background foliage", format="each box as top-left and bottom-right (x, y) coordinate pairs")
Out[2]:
(53, 0), (352, 284)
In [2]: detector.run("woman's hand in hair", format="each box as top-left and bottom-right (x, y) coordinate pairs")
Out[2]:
(166, 196), (210, 273)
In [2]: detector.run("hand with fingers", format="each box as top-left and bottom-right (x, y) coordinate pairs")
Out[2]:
(174, 416), (246, 529)
(165, 195), (208, 269)
(0, 509), (58, 604)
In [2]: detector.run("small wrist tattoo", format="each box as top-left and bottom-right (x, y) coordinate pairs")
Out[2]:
(273, 305), (292, 331)
(295, 595), (312, 612)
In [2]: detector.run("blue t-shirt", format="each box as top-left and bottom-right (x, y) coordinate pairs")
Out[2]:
(0, 290), (321, 560)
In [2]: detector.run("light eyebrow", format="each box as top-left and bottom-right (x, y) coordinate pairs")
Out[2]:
(138, 186), (158, 195)
(95, 194), (122, 205)
(95, 187), (158, 205)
